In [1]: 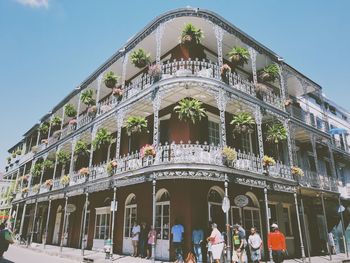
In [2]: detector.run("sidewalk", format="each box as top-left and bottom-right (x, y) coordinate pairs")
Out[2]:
(17, 243), (350, 263)
(19, 243), (168, 263)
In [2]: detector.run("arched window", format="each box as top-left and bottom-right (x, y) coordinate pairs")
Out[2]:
(155, 189), (170, 260)
(124, 194), (137, 238)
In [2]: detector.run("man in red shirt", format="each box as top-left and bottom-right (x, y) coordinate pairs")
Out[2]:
(267, 224), (286, 263)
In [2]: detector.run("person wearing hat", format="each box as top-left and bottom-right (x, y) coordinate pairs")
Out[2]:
(207, 223), (224, 263)
(267, 224), (286, 263)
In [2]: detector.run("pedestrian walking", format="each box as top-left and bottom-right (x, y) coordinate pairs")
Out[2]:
(0, 222), (14, 258)
(192, 226), (204, 262)
(231, 227), (244, 263)
(248, 227), (262, 263)
(147, 225), (157, 259)
(171, 219), (184, 262)
(207, 223), (224, 263)
(139, 222), (148, 258)
(131, 220), (140, 257)
(267, 224), (286, 263)
(328, 232), (336, 255)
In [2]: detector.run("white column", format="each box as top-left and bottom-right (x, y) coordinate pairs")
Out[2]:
(155, 23), (165, 64)
(310, 134), (320, 175)
(76, 91), (83, 128)
(254, 105), (264, 159)
(214, 25), (224, 68)
(81, 192), (89, 256)
(294, 192), (306, 262)
(264, 188), (272, 263)
(52, 146), (60, 181)
(36, 129), (41, 146)
(151, 176), (156, 263)
(60, 195), (68, 252)
(88, 126), (98, 167)
(69, 137), (78, 174)
(277, 64), (287, 111)
(96, 73), (103, 104)
(152, 91), (161, 146)
(248, 47), (258, 84)
(19, 202), (27, 237)
(299, 78), (311, 125)
(215, 90), (227, 146)
(110, 187), (117, 259)
(121, 53), (129, 89)
(283, 118), (294, 166)
(29, 199), (38, 244)
(115, 110), (125, 158)
(43, 197), (52, 248)
(47, 115), (53, 142)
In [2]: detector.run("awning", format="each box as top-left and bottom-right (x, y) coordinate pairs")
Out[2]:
(329, 128), (347, 135)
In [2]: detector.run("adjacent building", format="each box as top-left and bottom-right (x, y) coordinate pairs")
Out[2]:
(2, 8), (350, 261)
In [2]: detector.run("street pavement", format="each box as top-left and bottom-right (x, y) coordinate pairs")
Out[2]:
(1, 245), (77, 263)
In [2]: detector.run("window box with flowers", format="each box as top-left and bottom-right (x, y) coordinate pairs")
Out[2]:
(220, 64), (231, 84)
(44, 179), (53, 190)
(106, 160), (118, 176)
(60, 175), (70, 187)
(21, 187), (29, 197)
(291, 166), (304, 177)
(79, 167), (90, 177)
(141, 144), (156, 158)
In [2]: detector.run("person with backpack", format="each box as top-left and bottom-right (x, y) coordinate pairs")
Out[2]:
(0, 222), (14, 258)
(248, 227), (262, 263)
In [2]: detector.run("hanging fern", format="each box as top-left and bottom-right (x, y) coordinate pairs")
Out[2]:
(181, 23), (203, 45)
(230, 112), (256, 134)
(227, 46), (249, 67)
(43, 159), (54, 170)
(65, 104), (77, 118)
(38, 123), (50, 136)
(74, 140), (89, 156)
(104, 71), (119, 89)
(81, 89), (96, 106)
(130, 49), (151, 68)
(31, 162), (43, 177)
(50, 116), (62, 128)
(92, 128), (113, 150)
(173, 98), (207, 124)
(56, 151), (70, 165)
(266, 123), (287, 144)
(126, 116), (148, 135)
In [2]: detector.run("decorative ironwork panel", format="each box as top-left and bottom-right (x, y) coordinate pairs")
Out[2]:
(248, 47), (258, 84)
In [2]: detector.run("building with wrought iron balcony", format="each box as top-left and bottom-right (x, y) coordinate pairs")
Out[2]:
(2, 8), (350, 262)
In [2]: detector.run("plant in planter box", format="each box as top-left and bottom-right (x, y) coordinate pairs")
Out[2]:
(38, 122), (50, 136)
(112, 87), (123, 98)
(64, 104), (77, 118)
(31, 146), (38, 153)
(258, 64), (279, 82)
(173, 98), (207, 124)
(60, 175), (70, 186)
(74, 140), (89, 156)
(11, 151), (16, 158)
(43, 159), (54, 170)
(31, 162), (43, 177)
(16, 149), (22, 156)
(181, 23), (203, 45)
(21, 187), (29, 194)
(230, 112), (255, 136)
(140, 144), (156, 158)
(44, 179), (53, 188)
(220, 64), (231, 84)
(52, 130), (62, 139)
(6, 157), (11, 164)
(222, 146), (237, 166)
(126, 116), (148, 135)
(69, 118), (77, 126)
(50, 116), (62, 128)
(92, 128), (113, 150)
(32, 184), (40, 193)
(254, 83), (270, 99)
(79, 167), (89, 176)
(266, 123), (287, 144)
(56, 151), (70, 165)
(106, 160), (118, 175)
(104, 71), (119, 89)
(87, 105), (97, 117)
(227, 47), (249, 67)
(130, 48), (151, 68)
(291, 166), (304, 177)
(262, 155), (276, 167)
(148, 64), (162, 82)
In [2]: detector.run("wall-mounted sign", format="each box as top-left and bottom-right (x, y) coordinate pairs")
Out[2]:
(234, 195), (249, 208)
(222, 197), (230, 213)
(66, 204), (76, 213)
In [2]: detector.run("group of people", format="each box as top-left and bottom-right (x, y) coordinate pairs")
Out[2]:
(171, 221), (287, 263)
(130, 221), (157, 259)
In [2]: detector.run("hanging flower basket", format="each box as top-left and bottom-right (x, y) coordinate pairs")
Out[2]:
(44, 179), (53, 188)
(291, 166), (304, 176)
(262, 155), (276, 171)
(112, 87), (123, 98)
(222, 146), (237, 166)
(87, 105), (97, 117)
(148, 64), (162, 82)
(106, 160), (118, 175)
(60, 175), (70, 186)
(69, 118), (77, 126)
(140, 144), (156, 158)
(79, 167), (90, 176)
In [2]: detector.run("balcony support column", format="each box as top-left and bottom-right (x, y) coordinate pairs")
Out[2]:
(13, 203), (19, 232)
(283, 118), (294, 166)
(52, 146), (60, 181)
(215, 89), (227, 146)
(248, 47), (258, 84)
(115, 110), (125, 158)
(155, 23), (165, 64)
(121, 53), (129, 89)
(310, 134), (320, 175)
(151, 175), (156, 263)
(338, 196), (349, 258)
(47, 115), (53, 143)
(69, 137), (78, 174)
(299, 78), (311, 125)
(224, 175), (231, 261)
(277, 64), (287, 111)
(19, 202), (27, 238)
(320, 192), (332, 261)
(110, 186), (117, 259)
(60, 107), (66, 131)
(152, 91), (162, 146)
(43, 197), (52, 249)
(294, 192), (306, 262)
(36, 130), (41, 146)
(39, 154), (48, 187)
(76, 90), (83, 128)
(96, 73), (103, 105)
(300, 196), (311, 262)
(81, 192), (89, 256)
(264, 188), (272, 263)
(88, 126), (98, 167)
(327, 142), (337, 178)
(214, 25), (224, 68)
(60, 195), (68, 253)
(29, 199), (38, 245)
(254, 106), (264, 160)
(20, 163), (27, 191)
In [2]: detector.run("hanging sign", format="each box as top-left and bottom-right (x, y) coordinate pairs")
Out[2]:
(110, 201), (118, 212)
(222, 197), (230, 213)
(66, 204), (76, 213)
(234, 195), (249, 208)
(338, 205), (345, 213)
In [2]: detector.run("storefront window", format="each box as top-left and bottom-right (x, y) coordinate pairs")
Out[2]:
(94, 209), (110, 240)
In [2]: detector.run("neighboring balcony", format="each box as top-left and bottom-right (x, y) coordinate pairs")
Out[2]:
(298, 169), (338, 192)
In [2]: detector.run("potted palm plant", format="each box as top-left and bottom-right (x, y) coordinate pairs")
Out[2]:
(173, 98), (207, 124)
(262, 155), (276, 175)
(265, 123), (287, 161)
(6, 157), (11, 164)
(38, 122), (50, 136)
(65, 104), (77, 125)
(74, 140), (89, 156)
(230, 112), (255, 136)
(92, 128), (113, 150)
(43, 159), (54, 170)
(126, 116), (148, 135)
(56, 151), (70, 165)
(227, 47), (249, 67)
(50, 116), (62, 129)
(171, 23), (206, 60)
(31, 162), (43, 177)
(104, 71), (119, 89)
(81, 89), (97, 117)
(130, 48), (151, 68)
(258, 64), (279, 82)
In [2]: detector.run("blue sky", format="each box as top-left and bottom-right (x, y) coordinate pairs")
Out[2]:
(1, 0), (349, 171)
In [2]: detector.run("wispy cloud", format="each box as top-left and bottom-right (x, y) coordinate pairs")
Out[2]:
(16, 0), (49, 8)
